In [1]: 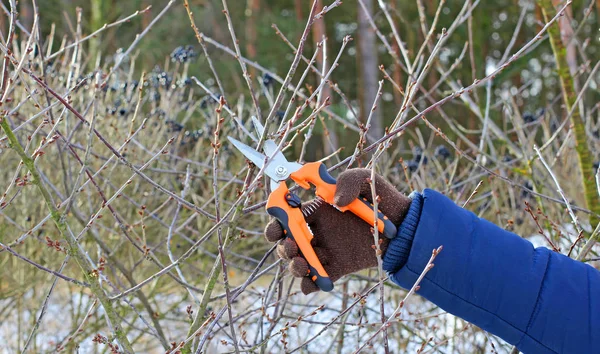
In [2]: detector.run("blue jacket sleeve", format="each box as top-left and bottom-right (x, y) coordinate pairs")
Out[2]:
(382, 189), (600, 354)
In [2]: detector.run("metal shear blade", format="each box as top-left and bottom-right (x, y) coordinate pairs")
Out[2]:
(227, 120), (301, 190)
(251, 117), (281, 161)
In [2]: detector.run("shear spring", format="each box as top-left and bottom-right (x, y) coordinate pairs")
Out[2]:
(301, 197), (324, 218)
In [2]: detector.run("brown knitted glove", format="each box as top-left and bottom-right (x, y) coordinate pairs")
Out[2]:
(264, 168), (412, 294)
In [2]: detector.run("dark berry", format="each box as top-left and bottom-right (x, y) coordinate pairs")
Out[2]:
(406, 160), (419, 172)
(536, 108), (545, 117)
(177, 78), (192, 87)
(434, 145), (450, 159)
(262, 73), (274, 86)
(200, 95), (218, 109)
(412, 147), (427, 164)
(165, 120), (184, 133)
(521, 181), (533, 198)
(149, 91), (161, 102)
(151, 108), (166, 118)
(106, 98), (122, 115)
(569, 200), (577, 211)
(183, 129), (203, 143)
(523, 112), (536, 123)
(192, 129), (203, 139)
(412, 146), (423, 162)
(77, 75), (86, 85)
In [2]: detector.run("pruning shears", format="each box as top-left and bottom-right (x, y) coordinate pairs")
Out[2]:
(228, 118), (397, 292)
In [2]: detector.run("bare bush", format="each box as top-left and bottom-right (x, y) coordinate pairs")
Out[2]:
(0, 0), (598, 353)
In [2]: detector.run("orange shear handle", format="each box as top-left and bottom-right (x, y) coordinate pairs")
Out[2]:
(290, 162), (398, 239)
(266, 182), (334, 292)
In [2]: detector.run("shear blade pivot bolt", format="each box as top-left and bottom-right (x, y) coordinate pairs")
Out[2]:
(275, 166), (287, 177)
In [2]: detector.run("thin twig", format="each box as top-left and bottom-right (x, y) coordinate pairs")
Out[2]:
(533, 145), (582, 234)
(354, 246), (443, 353)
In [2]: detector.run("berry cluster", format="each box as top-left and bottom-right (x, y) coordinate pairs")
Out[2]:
(523, 108), (545, 123)
(170, 45), (197, 63)
(405, 147), (427, 172)
(86, 46), (231, 154)
(199, 95), (221, 109)
(165, 120), (184, 133)
(176, 77), (193, 88)
(147, 66), (173, 88)
(405, 145), (451, 172)
(182, 129), (205, 144)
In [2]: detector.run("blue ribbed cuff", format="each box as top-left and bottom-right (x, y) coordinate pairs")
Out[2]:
(382, 191), (424, 274)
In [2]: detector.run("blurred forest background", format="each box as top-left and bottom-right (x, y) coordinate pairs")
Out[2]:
(6, 0), (599, 150)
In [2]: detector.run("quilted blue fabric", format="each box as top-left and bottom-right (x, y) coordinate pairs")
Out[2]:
(382, 189), (600, 353)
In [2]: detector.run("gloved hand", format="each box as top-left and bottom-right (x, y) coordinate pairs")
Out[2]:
(264, 168), (413, 294)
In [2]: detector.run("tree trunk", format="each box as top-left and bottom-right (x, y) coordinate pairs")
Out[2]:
(294, 0), (304, 21)
(20, 1), (34, 29)
(312, 0), (330, 101)
(552, 0), (577, 78)
(390, 0), (403, 106)
(89, 0), (104, 69)
(537, 0), (600, 232)
(245, 0), (260, 78)
(311, 0), (337, 156)
(357, 0), (382, 138)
